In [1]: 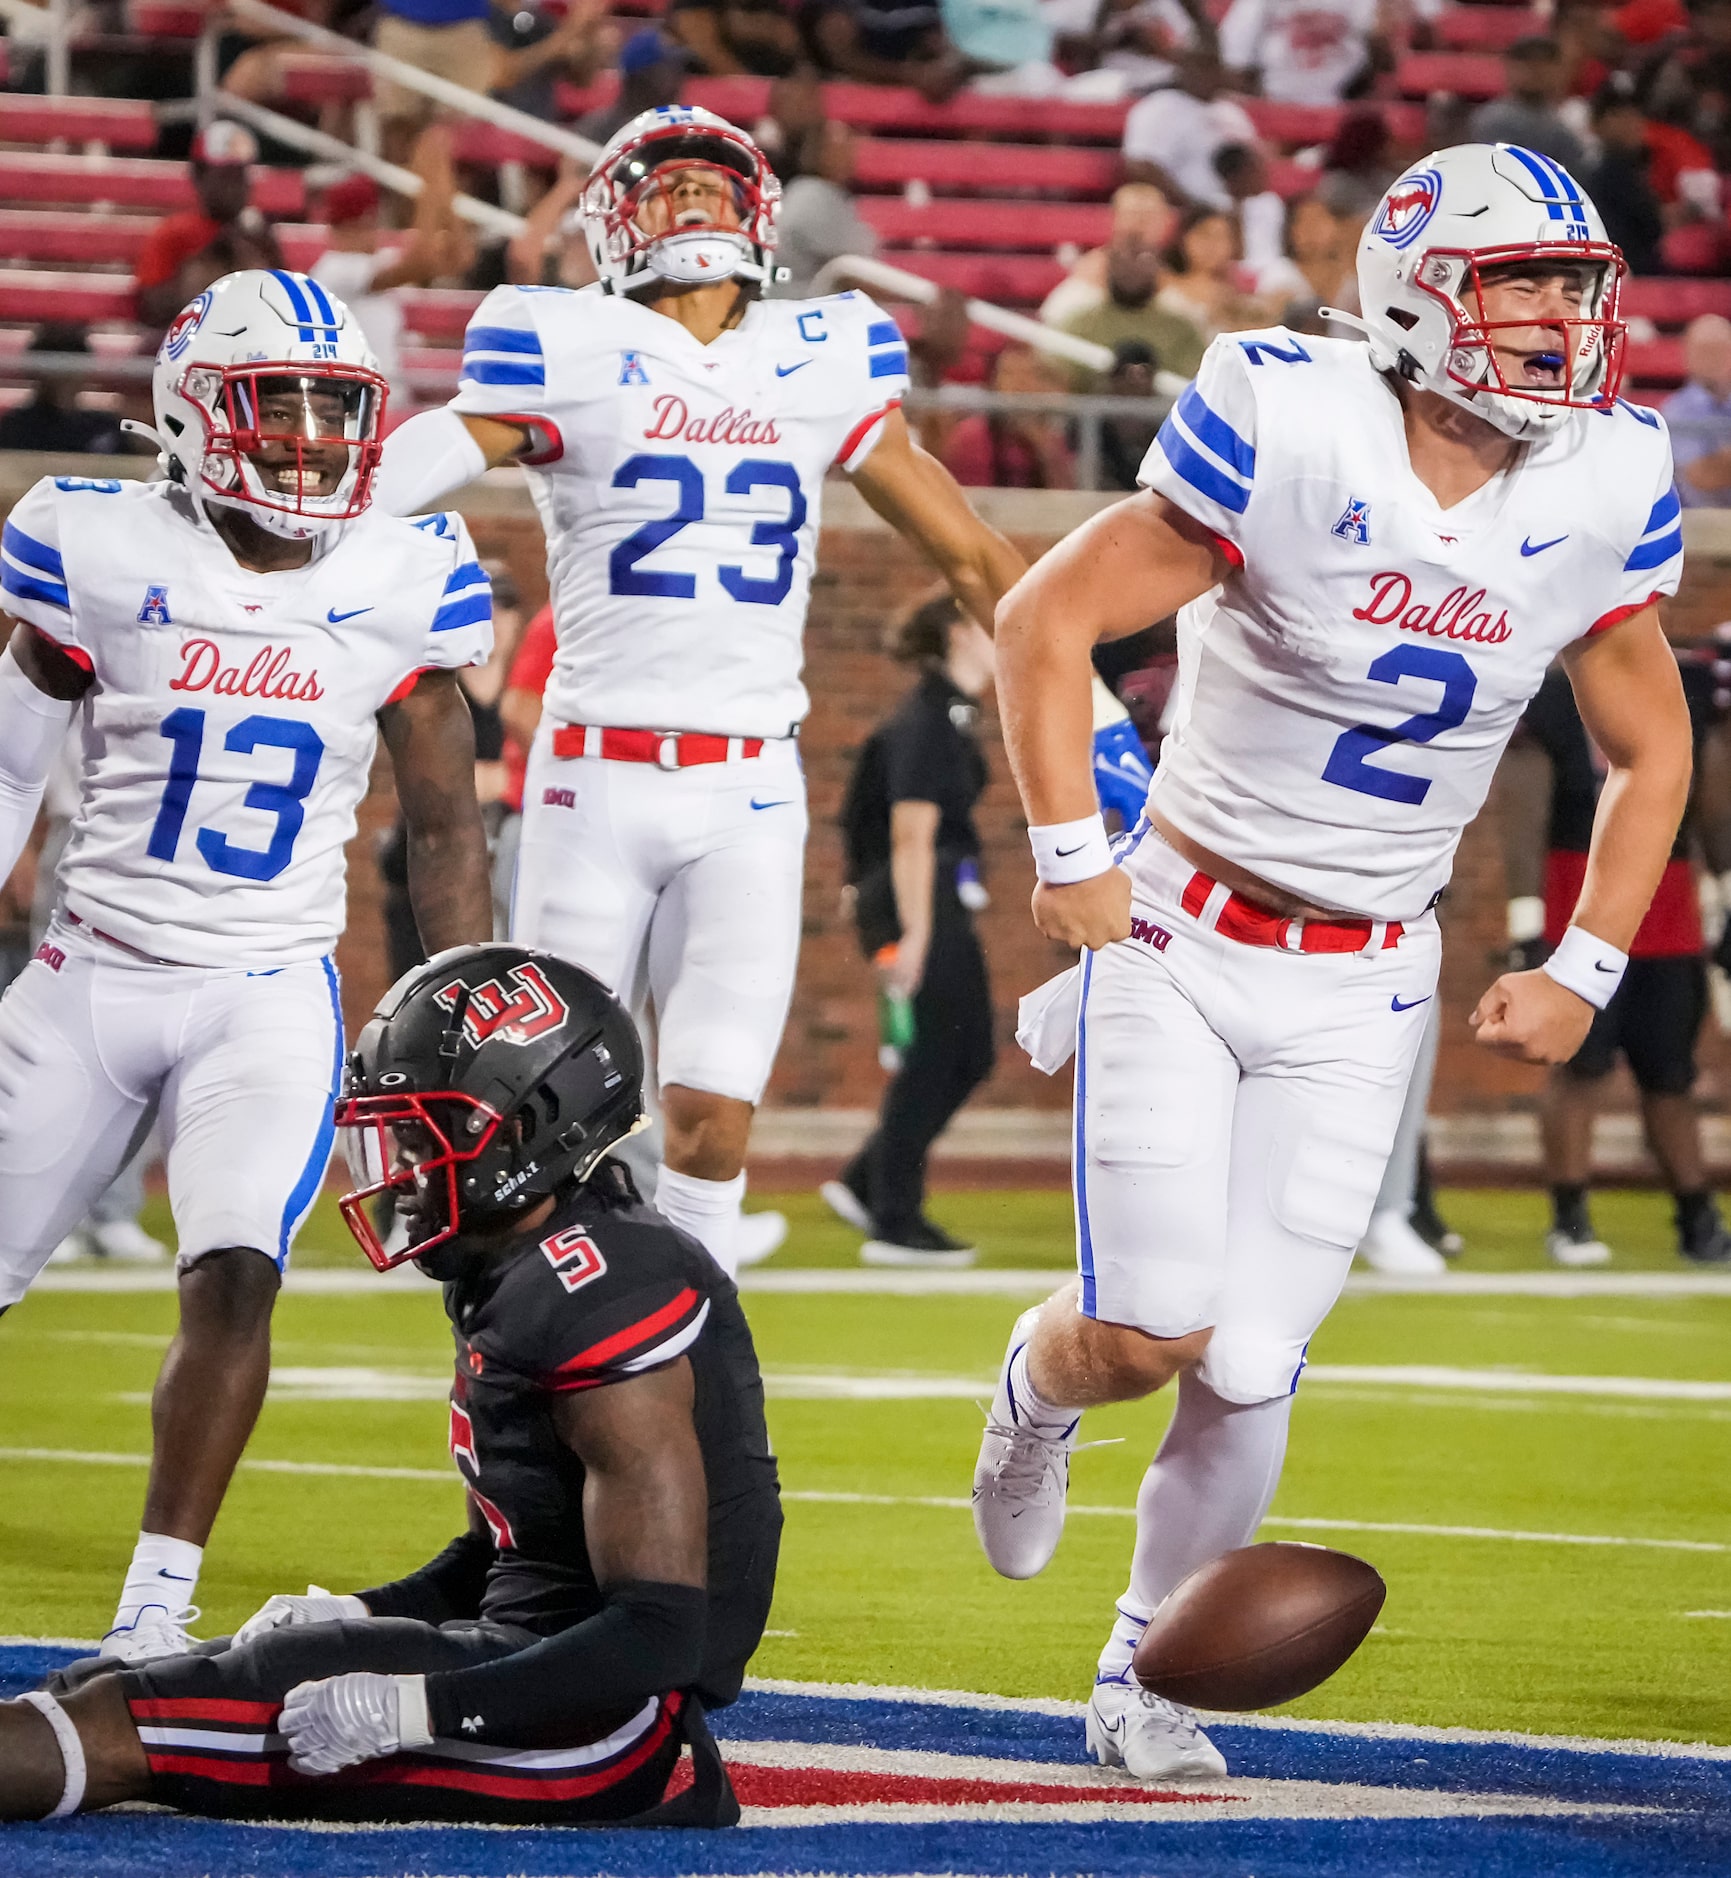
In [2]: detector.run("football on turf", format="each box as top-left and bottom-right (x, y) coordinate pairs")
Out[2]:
(1132, 1542), (1385, 1711)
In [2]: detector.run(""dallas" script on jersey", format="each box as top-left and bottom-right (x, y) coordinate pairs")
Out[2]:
(1351, 571), (1513, 645)
(643, 395), (782, 446)
(169, 637), (326, 701)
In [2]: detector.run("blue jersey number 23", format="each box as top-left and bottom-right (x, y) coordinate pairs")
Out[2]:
(608, 454), (806, 606)
(1322, 646), (1477, 806)
(147, 709), (325, 881)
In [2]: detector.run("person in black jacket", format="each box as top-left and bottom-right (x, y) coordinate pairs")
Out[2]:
(0, 946), (778, 1830)
(824, 591), (998, 1266)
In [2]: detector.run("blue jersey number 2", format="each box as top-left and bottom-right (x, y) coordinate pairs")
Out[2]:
(1322, 646), (1477, 806)
(608, 454), (806, 605)
(147, 709), (325, 880)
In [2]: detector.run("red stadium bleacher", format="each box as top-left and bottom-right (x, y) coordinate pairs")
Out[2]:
(1395, 51), (1506, 100)
(1434, 6), (1543, 50)
(276, 54), (374, 108)
(0, 269), (137, 323)
(398, 287), (485, 347)
(852, 138), (1121, 197)
(1626, 338), (1687, 388)
(878, 248), (1066, 306)
(0, 93), (157, 152)
(857, 198), (1113, 251)
(1624, 279), (1731, 324)
(0, 208), (152, 266)
(0, 151), (305, 218)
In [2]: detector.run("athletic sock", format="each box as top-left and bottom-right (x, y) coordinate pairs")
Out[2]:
(1005, 1335), (1076, 1435)
(1094, 1599), (1155, 1686)
(655, 1166), (746, 1277)
(114, 1531), (202, 1630)
(1550, 1183), (1591, 1236)
(1674, 1190), (1714, 1243)
(1097, 1372), (1292, 1684)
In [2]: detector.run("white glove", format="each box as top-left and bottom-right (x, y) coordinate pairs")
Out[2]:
(233, 1586), (369, 1648)
(280, 1672), (432, 1775)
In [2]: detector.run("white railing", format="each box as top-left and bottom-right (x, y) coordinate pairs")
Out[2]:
(0, 0), (70, 97)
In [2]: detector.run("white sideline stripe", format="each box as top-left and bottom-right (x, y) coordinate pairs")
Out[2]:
(1305, 1364), (1731, 1402)
(26, 1265), (1731, 1297)
(3, 1447), (1726, 1554)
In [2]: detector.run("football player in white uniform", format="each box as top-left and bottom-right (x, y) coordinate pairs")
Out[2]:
(373, 105), (1025, 1276)
(973, 146), (1696, 1776)
(0, 270), (495, 1662)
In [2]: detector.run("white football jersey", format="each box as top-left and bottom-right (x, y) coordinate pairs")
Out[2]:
(1, 477), (491, 968)
(1139, 331), (1684, 920)
(450, 282), (912, 739)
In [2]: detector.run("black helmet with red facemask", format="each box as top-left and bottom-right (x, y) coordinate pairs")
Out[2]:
(335, 945), (645, 1271)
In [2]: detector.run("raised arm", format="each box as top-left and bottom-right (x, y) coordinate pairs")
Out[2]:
(848, 409), (1026, 634)
(1472, 608), (1693, 1062)
(378, 669), (495, 954)
(993, 489), (1226, 948)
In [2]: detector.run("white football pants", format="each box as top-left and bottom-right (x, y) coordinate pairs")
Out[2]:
(512, 732), (807, 1106)
(1075, 828), (1441, 1403)
(0, 918), (343, 1307)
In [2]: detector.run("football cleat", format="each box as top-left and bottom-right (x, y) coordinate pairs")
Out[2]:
(88, 1218), (169, 1264)
(862, 1215), (976, 1269)
(735, 1209), (788, 1269)
(1355, 1208), (1448, 1276)
(46, 1229), (95, 1265)
(1087, 1676), (1227, 1782)
(1547, 1221), (1612, 1268)
(1678, 1207), (1731, 1266)
(99, 1603), (200, 1665)
(818, 1177), (872, 1233)
(972, 1309), (1077, 1578)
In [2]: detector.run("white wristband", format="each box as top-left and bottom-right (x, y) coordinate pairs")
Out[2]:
(1540, 925), (1628, 1010)
(21, 1691), (86, 1818)
(394, 1674), (434, 1749)
(1028, 814), (1113, 885)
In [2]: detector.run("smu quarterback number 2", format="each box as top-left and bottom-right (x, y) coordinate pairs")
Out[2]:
(147, 709), (325, 880)
(1322, 645), (1477, 806)
(608, 454), (805, 605)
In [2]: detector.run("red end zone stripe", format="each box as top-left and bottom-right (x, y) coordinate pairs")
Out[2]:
(550, 1288), (701, 1377)
(131, 1696), (279, 1723)
(728, 1764), (1235, 1807)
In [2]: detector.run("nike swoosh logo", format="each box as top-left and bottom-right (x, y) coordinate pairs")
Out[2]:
(1390, 994), (1432, 1012)
(774, 361), (811, 377)
(1055, 842), (1086, 857)
(327, 606), (373, 623)
(750, 797), (793, 811)
(1520, 535), (1568, 556)
(1594, 960), (1619, 972)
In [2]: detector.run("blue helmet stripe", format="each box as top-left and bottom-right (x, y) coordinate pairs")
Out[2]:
(270, 268), (319, 343)
(301, 273), (341, 337)
(1502, 145), (1568, 219)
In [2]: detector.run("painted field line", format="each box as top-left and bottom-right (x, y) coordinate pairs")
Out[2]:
(1303, 1364), (1731, 1401)
(5, 1446), (1725, 1554)
(27, 1265), (1731, 1298)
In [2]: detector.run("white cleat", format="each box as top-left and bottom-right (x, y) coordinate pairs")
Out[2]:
(89, 1218), (169, 1264)
(735, 1209), (788, 1269)
(818, 1179), (872, 1233)
(99, 1604), (200, 1665)
(1355, 1207), (1448, 1276)
(46, 1230), (96, 1265)
(1087, 1677), (1228, 1782)
(972, 1308), (1077, 1579)
(1547, 1223), (1613, 1268)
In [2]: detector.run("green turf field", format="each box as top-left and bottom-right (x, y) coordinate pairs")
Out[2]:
(4, 1187), (1727, 1750)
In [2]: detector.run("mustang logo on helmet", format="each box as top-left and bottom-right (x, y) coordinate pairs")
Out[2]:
(1374, 170), (1443, 250)
(434, 962), (569, 1048)
(162, 289), (213, 364)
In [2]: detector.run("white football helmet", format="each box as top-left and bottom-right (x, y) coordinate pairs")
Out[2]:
(1356, 143), (1627, 439)
(581, 105), (779, 294)
(152, 269), (388, 540)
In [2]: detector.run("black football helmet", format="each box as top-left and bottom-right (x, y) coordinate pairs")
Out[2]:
(334, 944), (645, 1270)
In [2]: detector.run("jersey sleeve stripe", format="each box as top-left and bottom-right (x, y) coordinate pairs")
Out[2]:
(868, 348), (910, 379)
(615, 1298), (710, 1374)
(1589, 592), (1662, 635)
(1151, 416), (1251, 515)
(1641, 488), (1682, 536)
(431, 590), (493, 633)
(1624, 526), (1683, 572)
(1174, 383), (1255, 481)
(460, 358), (546, 389)
(543, 1286), (705, 1383)
(1, 560), (69, 612)
(443, 558), (489, 596)
(4, 519), (65, 582)
(464, 324), (544, 358)
(836, 398), (900, 470)
(866, 320), (902, 346)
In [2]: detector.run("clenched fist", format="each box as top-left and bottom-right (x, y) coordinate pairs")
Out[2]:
(1470, 968), (1596, 1064)
(1032, 868), (1133, 951)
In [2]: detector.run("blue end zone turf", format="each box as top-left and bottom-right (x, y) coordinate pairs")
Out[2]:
(2, 1645), (1726, 1878)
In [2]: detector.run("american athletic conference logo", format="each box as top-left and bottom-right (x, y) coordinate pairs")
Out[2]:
(1375, 170), (1443, 250)
(433, 962), (569, 1047)
(161, 288), (213, 363)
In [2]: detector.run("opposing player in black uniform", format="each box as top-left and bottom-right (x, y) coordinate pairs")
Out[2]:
(0, 945), (780, 1828)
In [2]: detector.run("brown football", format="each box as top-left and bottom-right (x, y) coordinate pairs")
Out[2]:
(1132, 1542), (1386, 1711)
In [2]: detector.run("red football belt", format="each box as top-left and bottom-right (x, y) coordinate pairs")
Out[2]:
(1179, 871), (1403, 954)
(550, 725), (765, 768)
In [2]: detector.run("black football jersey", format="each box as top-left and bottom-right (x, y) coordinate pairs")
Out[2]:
(439, 1177), (780, 1708)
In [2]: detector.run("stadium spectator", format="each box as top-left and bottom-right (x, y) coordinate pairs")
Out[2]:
(1585, 75), (1668, 273)
(1155, 206), (1274, 341)
(1316, 104), (1400, 221)
(372, 0), (494, 155)
(1121, 48), (1262, 210)
(133, 121), (283, 331)
(506, 159), (599, 287)
(668, 0), (808, 75)
(1645, 0), (1731, 163)
(1667, 315), (1731, 507)
(1040, 181), (1177, 328)
(577, 28), (689, 145)
(754, 67), (830, 174)
(490, 0), (616, 122)
(827, 590), (998, 1267)
(940, 343), (1075, 487)
(1249, 192), (1355, 309)
(1098, 338), (1162, 490)
(1213, 141), (1287, 279)
(804, 0), (969, 97)
(1086, 0), (1210, 98)
(1057, 230), (1206, 387)
(1467, 36), (1590, 175)
(1218, 0), (1385, 107)
(309, 129), (470, 407)
(0, 326), (129, 457)
(771, 120), (878, 297)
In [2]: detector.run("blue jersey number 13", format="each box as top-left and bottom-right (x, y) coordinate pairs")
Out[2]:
(148, 709), (326, 880)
